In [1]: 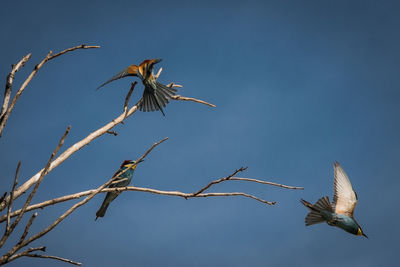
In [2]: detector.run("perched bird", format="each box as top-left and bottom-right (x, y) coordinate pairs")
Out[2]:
(97, 58), (177, 116)
(300, 162), (367, 238)
(95, 160), (139, 220)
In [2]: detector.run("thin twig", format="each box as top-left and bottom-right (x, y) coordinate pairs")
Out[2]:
(0, 44), (99, 138)
(24, 254), (82, 266)
(47, 44), (100, 61)
(154, 67), (163, 79)
(0, 137), (166, 265)
(5, 162), (21, 234)
(230, 177), (304, 190)
(124, 82), (137, 114)
(172, 95), (216, 108)
(1, 54), (31, 118)
(17, 212), (37, 245)
(193, 167), (248, 196)
(0, 127), (70, 250)
(136, 137), (168, 164)
(5, 246), (46, 264)
(0, 193), (6, 205)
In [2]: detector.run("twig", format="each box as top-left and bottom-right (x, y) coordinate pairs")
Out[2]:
(154, 67), (163, 79)
(47, 44), (100, 61)
(1, 54), (31, 118)
(123, 82), (137, 114)
(5, 162), (20, 234)
(4, 246), (46, 265)
(0, 92), (214, 212)
(17, 212), (37, 245)
(0, 193), (6, 205)
(24, 254), (82, 266)
(0, 137), (166, 265)
(0, 44), (99, 138)
(230, 177), (304, 190)
(105, 130), (118, 136)
(172, 95), (216, 108)
(0, 127), (70, 250)
(136, 137), (168, 164)
(193, 167), (248, 196)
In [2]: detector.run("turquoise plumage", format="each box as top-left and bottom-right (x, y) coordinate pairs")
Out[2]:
(301, 162), (367, 238)
(95, 160), (138, 220)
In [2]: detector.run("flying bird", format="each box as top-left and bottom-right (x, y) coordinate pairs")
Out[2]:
(300, 162), (367, 238)
(97, 58), (177, 116)
(95, 160), (139, 220)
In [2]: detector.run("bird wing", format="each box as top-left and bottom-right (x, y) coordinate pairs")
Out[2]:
(332, 162), (358, 217)
(97, 65), (138, 90)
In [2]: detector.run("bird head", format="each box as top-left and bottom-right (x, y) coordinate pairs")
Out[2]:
(120, 159), (142, 170)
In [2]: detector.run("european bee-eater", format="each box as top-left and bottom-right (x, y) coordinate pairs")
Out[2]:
(97, 58), (177, 116)
(301, 162), (367, 238)
(95, 160), (138, 220)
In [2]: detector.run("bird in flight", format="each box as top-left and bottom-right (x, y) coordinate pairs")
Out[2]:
(301, 162), (367, 238)
(95, 160), (139, 220)
(97, 58), (177, 116)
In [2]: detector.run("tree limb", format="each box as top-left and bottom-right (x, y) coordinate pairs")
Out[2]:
(0, 44), (100, 138)
(0, 167), (304, 223)
(0, 137), (166, 265)
(0, 89), (214, 212)
(0, 54), (31, 118)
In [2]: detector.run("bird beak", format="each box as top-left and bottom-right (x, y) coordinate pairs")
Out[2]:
(362, 233), (368, 239)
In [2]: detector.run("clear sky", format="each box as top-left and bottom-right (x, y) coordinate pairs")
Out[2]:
(1, 0), (399, 266)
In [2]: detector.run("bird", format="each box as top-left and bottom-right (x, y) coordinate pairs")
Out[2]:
(95, 160), (139, 220)
(300, 161), (367, 238)
(97, 58), (177, 116)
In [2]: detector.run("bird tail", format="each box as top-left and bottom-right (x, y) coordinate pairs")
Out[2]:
(95, 201), (110, 220)
(138, 82), (177, 116)
(95, 192), (120, 220)
(300, 196), (333, 226)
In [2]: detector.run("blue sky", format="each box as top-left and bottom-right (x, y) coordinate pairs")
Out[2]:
(1, 0), (400, 266)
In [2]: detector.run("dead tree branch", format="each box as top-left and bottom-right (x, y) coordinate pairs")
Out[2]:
(0, 44), (99, 138)
(0, 167), (303, 223)
(0, 54), (31, 118)
(0, 137), (165, 266)
(0, 86), (214, 212)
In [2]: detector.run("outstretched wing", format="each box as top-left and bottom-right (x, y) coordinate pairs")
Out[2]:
(97, 65), (139, 90)
(332, 161), (358, 217)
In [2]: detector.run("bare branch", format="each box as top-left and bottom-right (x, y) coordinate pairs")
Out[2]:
(193, 167), (248, 196)
(124, 82), (137, 114)
(6, 162), (21, 234)
(0, 127), (70, 249)
(47, 44), (100, 61)
(154, 67), (163, 79)
(0, 193), (6, 205)
(1, 54), (31, 118)
(0, 168), (304, 222)
(0, 93), (212, 212)
(230, 177), (304, 190)
(0, 137), (166, 265)
(136, 137), (168, 163)
(0, 44), (100, 138)
(172, 95), (216, 108)
(5, 246), (46, 264)
(17, 212), (37, 245)
(24, 254), (82, 266)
